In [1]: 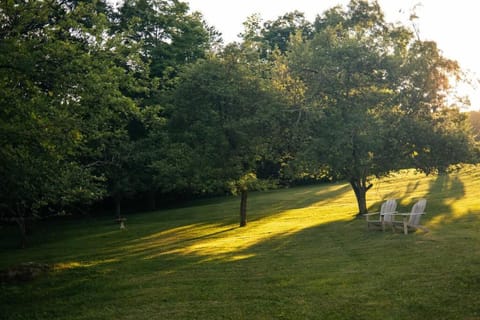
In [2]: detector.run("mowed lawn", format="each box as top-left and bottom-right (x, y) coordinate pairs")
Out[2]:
(1, 166), (480, 319)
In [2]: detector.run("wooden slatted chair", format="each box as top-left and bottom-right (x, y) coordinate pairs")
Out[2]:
(392, 198), (428, 235)
(364, 199), (397, 231)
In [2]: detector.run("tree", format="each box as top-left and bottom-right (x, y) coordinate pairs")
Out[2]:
(169, 53), (287, 226)
(261, 11), (313, 56)
(469, 111), (480, 141)
(100, 0), (221, 213)
(116, 0), (217, 81)
(238, 14), (311, 183)
(288, 0), (476, 215)
(239, 11), (312, 60)
(393, 39), (476, 174)
(0, 0), (153, 245)
(0, 0), (115, 246)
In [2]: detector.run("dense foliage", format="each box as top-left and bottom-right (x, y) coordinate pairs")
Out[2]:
(285, 1), (477, 214)
(0, 0), (477, 244)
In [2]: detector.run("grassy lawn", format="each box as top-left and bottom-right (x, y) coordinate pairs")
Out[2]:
(1, 166), (480, 319)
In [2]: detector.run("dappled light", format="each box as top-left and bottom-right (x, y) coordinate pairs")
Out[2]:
(46, 167), (478, 266)
(153, 207), (350, 260)
(424, 166), (480, 228)
(53, 259), (119, 271)
(90, 168), (480, 263)
(4, 167), (476, 271)
(364, 165), (480, 231)
(122, 184), (356, 262)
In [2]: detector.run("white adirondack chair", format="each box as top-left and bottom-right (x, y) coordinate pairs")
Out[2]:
(364, 199), (397, 231)
(392, 198), (428, 235)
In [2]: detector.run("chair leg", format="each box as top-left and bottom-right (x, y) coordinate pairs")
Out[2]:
(403, 217), (408, 235)
(416, 225), (429, 233)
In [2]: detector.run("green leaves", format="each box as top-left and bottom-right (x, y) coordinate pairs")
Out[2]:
(0, 0), (139, 227)
(284, 0), (476, 213)
(168, 55), (288, 196)
(117, 0), (214, 81)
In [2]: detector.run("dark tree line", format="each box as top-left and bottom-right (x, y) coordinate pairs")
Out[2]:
(0, 0), (477, 246)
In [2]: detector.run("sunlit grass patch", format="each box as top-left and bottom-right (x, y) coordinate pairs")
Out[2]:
(53, 259), (119, 271)
(129, 183), (359, 262)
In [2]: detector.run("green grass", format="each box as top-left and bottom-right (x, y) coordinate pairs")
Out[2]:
(1, 166), (480, 319)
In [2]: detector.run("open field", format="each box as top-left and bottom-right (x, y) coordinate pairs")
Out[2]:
(1, 166), (480, 319)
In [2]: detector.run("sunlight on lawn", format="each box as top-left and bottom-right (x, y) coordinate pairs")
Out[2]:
(3, 167), (480, 320)
(406, 165), (480, 229)
(53, 258), (119, 271)
(164, 210), (347, 256)
(132, 185), (358, 262)
(113, 166), (480, 263)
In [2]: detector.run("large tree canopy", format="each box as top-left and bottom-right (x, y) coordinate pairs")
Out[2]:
(287, 0), (476, 214)
(0, 0), (120, 245)
(169, 50), (289, 226)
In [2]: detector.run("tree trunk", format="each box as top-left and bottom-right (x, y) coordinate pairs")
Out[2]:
(147, 190), (156, 211)
(350, 177), (372, 216)
(114, 194), (122, 218)
(11, 205), (28, 248)
(15, 216), (27, 249)
(239, 189), (248, 227)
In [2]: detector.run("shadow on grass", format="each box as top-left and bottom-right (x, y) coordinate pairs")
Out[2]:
(426, 173), (465, 202)
(1, 171), (475, 272)
(93, 183), (355, 263)
(418, 173), (470, 229)
(2, 171), (480, 319)
(0, 182), (353, 267)
(5, 212), (480, 320)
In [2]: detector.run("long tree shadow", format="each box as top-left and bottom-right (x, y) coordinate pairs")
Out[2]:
(0, 182), (354, 269)
(420, 173), (466, 226)
(102, 183), (354, 262)
(365, 170), (472, 235)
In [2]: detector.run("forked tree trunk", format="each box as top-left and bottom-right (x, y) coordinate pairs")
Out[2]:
(350, 177), (372, 216)
(239, 190), (248, 227)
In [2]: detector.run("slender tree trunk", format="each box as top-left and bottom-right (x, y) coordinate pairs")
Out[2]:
(11, 205), (28, 248)
(239, 190), (248, 227)
(15, 215), (27, 249)
(147, 190), (156, 211)
(114, 194), (122, 218)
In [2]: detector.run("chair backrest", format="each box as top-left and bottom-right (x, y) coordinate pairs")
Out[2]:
(408, 198), (427, 226)
(381, 199), (397, 223)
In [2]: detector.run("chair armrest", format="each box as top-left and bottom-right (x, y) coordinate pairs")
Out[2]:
(363, 212), (381, 216)
(382, 211), (398, 215)
(395, 212), (426, 216)
(382, 211), (398, 222)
